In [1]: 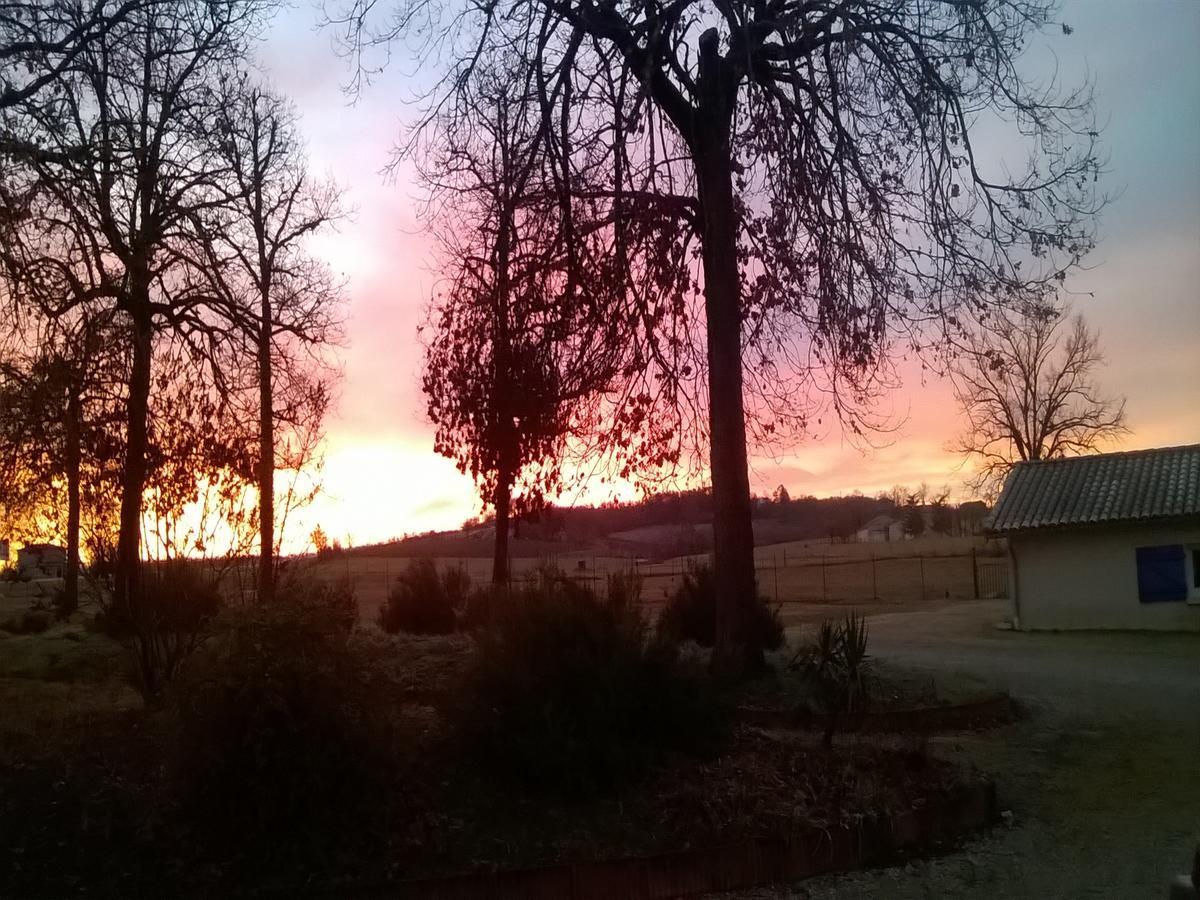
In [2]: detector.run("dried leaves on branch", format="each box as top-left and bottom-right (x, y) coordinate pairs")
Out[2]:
(418, 53), (641, 583)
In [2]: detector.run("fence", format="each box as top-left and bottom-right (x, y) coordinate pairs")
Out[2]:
(631, 549), (1009, 607)
(313, 546), (1010, 624)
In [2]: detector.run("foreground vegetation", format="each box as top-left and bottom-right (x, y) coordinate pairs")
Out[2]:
(0, 565), (984, 897)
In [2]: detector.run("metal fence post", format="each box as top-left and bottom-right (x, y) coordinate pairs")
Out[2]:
(971, 547), (980, 600)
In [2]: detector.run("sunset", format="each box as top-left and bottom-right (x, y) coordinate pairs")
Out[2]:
(1, 1), (1197, 897)
(257, 0), (1200, 545)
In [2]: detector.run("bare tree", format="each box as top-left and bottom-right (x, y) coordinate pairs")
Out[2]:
(0, 0), (154, 111)
(329, 0), (1104, 672)
(0, 0), (271, 616)
(952, 308), (1127, 498)
(199, 78), (344, 603)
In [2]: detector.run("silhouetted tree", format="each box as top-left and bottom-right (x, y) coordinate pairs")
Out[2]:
(0, 0), (152, 111)
(0, 311), (125, 611)
(198, 79), (344, 602)
(0, 0), (271, 616)
(330, 0), (1104, 673)
(929, 492), (953, 536)
(952, 307), (1127, 498)
(419, 54), (624, 585)
(902, 490), (926, 539)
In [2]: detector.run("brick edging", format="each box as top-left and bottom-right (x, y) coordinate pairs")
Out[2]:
(293, 780), (996, 899)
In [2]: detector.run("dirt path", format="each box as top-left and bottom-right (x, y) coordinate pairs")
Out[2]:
(714, 601), (1200, 898)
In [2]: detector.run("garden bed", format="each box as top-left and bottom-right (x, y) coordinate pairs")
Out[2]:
(0, 618), (997, 899)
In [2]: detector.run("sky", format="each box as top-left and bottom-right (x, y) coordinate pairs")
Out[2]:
(254, 0), (1200, 550)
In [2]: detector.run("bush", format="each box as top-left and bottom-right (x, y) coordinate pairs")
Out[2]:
(791, 612), (873, 745)
(457, 569), (726, 795)
(90, 560), (222, 699)
(657, 562), (785, 653)
(378, 559), (469, 635)
(279, 570), (358, 632)
(171, 596), (380, 862)
(93, 559), (221, 638)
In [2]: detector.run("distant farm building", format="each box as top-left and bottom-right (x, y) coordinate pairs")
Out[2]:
(855, 514), (905, 543)
(16, 544), (68, 579)
(988, 444), (1200, 631)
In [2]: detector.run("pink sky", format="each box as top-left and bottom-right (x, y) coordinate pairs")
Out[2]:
(256, 1), (1200, 550)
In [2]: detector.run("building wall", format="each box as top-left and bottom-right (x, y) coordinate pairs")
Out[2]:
(1012, 522), (1200, 631)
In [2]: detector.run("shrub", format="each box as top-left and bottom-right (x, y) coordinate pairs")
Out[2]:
(91, 559), (222, 699)
(791, 612), (873, 745)
(657, 562), (785, 653)
(378, 559), (469, 635)
(457, 584), (498, 631)
(457, 569), (727, 795)
(279, 570), (358, 632)
(171, 597), (380, 862)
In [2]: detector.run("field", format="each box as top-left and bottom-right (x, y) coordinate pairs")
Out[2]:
(309, 534), (1009, 629)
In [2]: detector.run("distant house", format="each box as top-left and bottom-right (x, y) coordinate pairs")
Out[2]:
(956, 500), (990, 536)
(855, 514), (905, 543)
(16, 544), (67, 579)
(987, 444), (1200, 631)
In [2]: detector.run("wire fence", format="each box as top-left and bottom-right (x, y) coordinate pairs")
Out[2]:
(310, 546), (1009, 624)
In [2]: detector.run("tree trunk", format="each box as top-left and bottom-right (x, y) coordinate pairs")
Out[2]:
(695, 30), (760, 675)
(115, 309), (152, 619)
(492, 466), (511, 587)
(63, 385), (81, 616)
(257, 289), (275, 603)
(491, 168), (514, 589)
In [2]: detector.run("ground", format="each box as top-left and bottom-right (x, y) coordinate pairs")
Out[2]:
(3, 544), (1195, 896)
(714, 600), (1200, 898)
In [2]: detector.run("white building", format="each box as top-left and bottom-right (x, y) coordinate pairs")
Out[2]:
(988, 444), (1200, 631)
(855, 514), (906, 543)
(16, 544), (68, 579)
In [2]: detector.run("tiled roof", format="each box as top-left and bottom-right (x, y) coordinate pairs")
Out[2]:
(986, 444), (1200, 533)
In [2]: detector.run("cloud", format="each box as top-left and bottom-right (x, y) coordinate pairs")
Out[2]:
(258, 0), (1200, 546)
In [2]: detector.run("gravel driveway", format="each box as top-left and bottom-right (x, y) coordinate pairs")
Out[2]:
(715, 600), (1200, 899)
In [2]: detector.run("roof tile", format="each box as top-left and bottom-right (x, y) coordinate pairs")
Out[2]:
(986, 444), (1200, 532)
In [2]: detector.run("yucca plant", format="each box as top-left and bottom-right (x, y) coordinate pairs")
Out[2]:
(790, 612), (873, 746)
(840, 613), (871, 715)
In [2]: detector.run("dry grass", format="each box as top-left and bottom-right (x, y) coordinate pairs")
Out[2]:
(305, 535), (1004, 628)
(0, 678), (141, 761)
